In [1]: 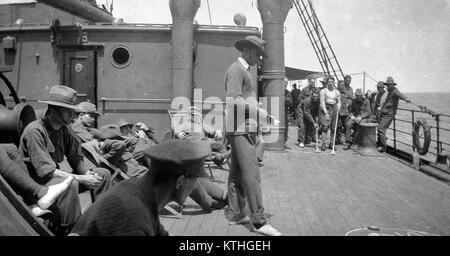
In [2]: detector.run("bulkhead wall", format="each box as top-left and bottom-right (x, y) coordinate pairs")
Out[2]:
(0, 24), (260, 138)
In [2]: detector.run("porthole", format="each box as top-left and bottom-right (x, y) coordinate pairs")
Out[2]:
(110, 45), (132, 68)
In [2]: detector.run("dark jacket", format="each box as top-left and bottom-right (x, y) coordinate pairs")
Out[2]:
(381, 87), (408, 115)
(350, 98), (371, 119)
(299, 96), (320, 123)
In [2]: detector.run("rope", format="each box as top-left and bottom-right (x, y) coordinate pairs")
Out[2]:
(207, 0), (213, 25)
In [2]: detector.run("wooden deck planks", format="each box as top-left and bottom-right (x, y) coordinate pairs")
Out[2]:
(158, 125), (450, 236)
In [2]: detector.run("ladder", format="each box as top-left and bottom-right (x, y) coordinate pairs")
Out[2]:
(293, 0), (344, 81)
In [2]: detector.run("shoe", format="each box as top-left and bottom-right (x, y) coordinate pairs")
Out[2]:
(30, 205), (52, 217)
(297, 143), (304, 148)
(38, 176), (74, 210)
(285, 145), (292, 150)
(377, 146), (385, 153)
(229, 216), (251, 225)
(321, 144), (327, 151)
(253, 224), (282, 236)
(328, 144), (333, 150)
(343, 144), (351, 150)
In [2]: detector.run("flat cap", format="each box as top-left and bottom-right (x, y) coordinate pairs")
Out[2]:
(144, 139), (211, 165)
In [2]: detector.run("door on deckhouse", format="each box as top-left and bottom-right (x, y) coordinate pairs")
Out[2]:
(63, 50), (96, 104)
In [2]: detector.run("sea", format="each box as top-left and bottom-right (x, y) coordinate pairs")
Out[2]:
(389, 92), (450, 161)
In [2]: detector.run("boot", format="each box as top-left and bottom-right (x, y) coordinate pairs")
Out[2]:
(321, 143), (327, 151)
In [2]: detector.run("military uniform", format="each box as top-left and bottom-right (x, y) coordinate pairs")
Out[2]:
(297, 95), (320, 144)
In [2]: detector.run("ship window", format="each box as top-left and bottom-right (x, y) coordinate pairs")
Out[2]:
(110, 45), (131, 68)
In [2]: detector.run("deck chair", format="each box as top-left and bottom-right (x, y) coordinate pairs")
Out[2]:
(81, 141), (182, 219)
(167, 109), (220, 180)
(0, 174), (53, 236)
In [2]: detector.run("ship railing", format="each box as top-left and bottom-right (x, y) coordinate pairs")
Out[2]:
(386, 107), (450, 169)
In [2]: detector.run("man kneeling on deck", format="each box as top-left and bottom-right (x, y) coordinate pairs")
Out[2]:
(19, 85), (111, 235)
(70, 140), (211, 236)
(343, 89), (372, 150)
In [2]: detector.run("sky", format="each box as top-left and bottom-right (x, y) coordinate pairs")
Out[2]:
(97, 0), (450, 93)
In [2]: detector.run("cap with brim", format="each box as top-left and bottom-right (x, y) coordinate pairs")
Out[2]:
(38, 85), (81, 111)
(234, 35), (266, 57)
(144, 140), (211, 177)
(377, 81), (385, 88)
(77, 102), (100, 116)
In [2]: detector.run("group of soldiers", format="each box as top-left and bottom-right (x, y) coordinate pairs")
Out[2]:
(289, 74), (410, 152)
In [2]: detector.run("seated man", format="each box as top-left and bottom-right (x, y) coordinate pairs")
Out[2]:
(70, 140), (211, 236)
(343, 89), (372, 150)
(0, 144), (74, 217)
(116, 119), (158, 161)
(19, 85), (111, 235)
(71, 101), (126, 167)
(173, 106), (229, 167)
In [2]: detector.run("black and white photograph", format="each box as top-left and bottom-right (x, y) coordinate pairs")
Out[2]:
(0, 0), (449, 245)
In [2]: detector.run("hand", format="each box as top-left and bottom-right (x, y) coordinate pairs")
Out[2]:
(350, 116), (355, 120)
(75, 173), (102, 190)
(135, 122), (149, 131)
(215, 130), (223, 140)
(355, 117), (362, 123)
(325, 113), (330, 121)
(178, 132), (187, 140)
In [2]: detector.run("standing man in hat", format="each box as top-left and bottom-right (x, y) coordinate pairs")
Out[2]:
(70, 140), (211, 236)
(377, 77), (411, 152)
(337, 80), (351, 145)
(343, 89), (371, 150)
(319, 76), (341, 151)
(19, 85), (111, 234)
(343, 75), (354, 98)
(224, 35), (281, 236)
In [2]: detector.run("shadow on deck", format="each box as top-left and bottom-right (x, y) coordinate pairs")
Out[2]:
(160, 125), (450, 236)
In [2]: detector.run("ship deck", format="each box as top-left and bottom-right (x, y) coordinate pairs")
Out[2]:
(160, 126), (450, 236)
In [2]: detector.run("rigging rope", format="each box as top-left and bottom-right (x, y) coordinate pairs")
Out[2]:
(207, 0), (213, 25)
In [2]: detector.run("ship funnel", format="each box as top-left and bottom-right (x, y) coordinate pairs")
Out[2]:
(257, 0), (294, 151)
(0, 104), (36, 145)
(169, 0), (201, 100)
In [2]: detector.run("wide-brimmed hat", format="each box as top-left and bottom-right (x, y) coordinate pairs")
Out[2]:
(77, 102), (100, 116)
(116, 118), (134, 128)
(144, 139), (211, 177)
(377, 81), (385, 88)
(383, 76), (397, 86)
(38, 85), (81, 111)
(355, 88), (364, 96)
(234, 35), (266, 57)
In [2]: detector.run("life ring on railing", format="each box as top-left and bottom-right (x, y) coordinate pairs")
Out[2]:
(412, 119), (431, 156)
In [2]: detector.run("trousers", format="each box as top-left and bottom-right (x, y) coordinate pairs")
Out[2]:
(319, 104), (338, 145)
(227, 135), (266, 226)
(378, 112), (394, 147)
